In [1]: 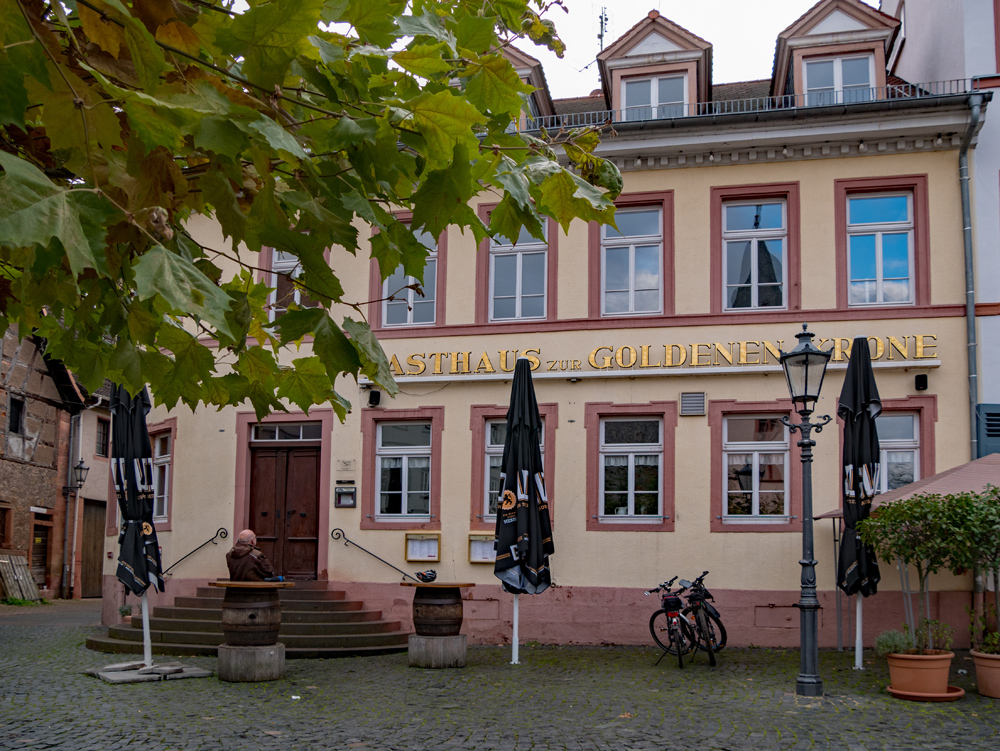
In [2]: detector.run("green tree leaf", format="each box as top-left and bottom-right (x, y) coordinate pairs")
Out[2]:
(408, 90), (485, 171)
(464, 54), (533, 117)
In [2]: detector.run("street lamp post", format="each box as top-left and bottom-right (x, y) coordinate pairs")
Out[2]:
(779, 324), (832, 697)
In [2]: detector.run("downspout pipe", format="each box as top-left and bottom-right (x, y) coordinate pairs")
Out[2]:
(60, 412), (79, 599)
(959, 93), (984, 460)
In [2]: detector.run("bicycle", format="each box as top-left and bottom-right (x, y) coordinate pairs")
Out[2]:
(678, 571), (727, 666)
(645, 576), (695, 668)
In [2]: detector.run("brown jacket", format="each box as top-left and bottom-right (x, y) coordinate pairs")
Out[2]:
(226, 542), (278, 581)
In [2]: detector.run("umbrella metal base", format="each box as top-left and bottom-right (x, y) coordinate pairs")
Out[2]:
(408, 634), (467, 669)
(218, 643), (285, 682)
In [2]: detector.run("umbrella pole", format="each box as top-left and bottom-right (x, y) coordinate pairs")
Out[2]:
(854, 596), (863, 670)
(141, 591), (153, 668)
(511, 593), (520, 665)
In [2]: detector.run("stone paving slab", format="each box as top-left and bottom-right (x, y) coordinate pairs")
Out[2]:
(0, 603), (998, 750)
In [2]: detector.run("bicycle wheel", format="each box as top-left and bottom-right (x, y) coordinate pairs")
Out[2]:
(696, 609), (716, 666)
(684, 608), (727, 652)
(671, 622), (685, 669)
(650, 611), (694, 655)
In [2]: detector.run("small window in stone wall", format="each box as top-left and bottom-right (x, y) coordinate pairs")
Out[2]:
(0, 506), (12, 548)
(8, 397), (24, 435)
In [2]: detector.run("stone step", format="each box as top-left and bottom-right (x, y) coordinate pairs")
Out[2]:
(105, 625), (410, 649)
(171, 596), (364, 611)
(152, 606), (375, 622)
(85, 635), (408, 659)
(132, 617), (402, 636)
(195, 587), (347, 601)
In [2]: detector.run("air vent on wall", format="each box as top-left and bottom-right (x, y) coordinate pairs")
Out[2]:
(977, 404), (1000, 457)
(680, 392), (706, 416)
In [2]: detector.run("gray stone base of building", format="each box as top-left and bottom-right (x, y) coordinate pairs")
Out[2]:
(217, 643), (285, 682)
(408, 634), (467, 668)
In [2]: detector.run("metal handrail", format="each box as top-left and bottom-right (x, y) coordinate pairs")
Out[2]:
(162, 527), (228, 576)
(330, 528), (420, 583)
(518, 79), (975, 132)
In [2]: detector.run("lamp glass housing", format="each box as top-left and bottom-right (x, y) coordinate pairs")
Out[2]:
(72, 459), (90, 488)
(780, 325), (831, 408)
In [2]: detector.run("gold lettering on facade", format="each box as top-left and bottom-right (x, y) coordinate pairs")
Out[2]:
(738, 341), (759, 365)
(714, 343), (735, 366)
(428, 352), (448, 374)
(451, 352), (472, 374)
(640, 345), (661, 368)
(888, 336), (909, 360)
(914, 334), (937, 359)
(499, 350), (518, 372)
(833, 338), (852, 362)
(389, 354), (405, 376)
(590, 346), (613, 369)
(665, 344), (688, 367)
(406, 354), (426, 375)
(475, 352), (495, 373)
(762, 341), (783, 364)
(572, 359), (582, 371)
(524, 349), (541, 370)
(867, 336), (885, 360)
(616, 346), (638, 368)
(693, 344), (712, 366)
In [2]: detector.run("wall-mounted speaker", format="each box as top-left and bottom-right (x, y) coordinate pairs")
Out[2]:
(367, 390), (381, 407)
(914, 374), (928, 391)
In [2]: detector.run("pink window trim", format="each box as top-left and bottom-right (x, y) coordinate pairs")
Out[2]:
(233, 410), (335, 579)
(588, 191), (675, 319)
(93, 416), (111, 464)
(468, 403), (559, 532)
(367, 211), (449, 330)
(584, 401), (677, 532)
(361, 406), (444, 531)
(708, 399), (803, 533)
(710, 182), (802, 314)
(834, 174), (931, 310)
(474, 203), (559, 324)
(834, 394), (938, 482)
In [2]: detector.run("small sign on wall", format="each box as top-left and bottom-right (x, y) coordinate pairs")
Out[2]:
(405, 533), (440, 562)
(469, 534), (495, 563)
(334, 487), (356, 508)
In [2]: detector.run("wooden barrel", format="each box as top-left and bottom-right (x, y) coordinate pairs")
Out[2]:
(221, 586), (281, 646)
(412, 586), (464, 636)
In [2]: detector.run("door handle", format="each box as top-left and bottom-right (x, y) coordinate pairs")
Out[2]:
(261, 511), (267, 517)
(287, 510), (295, 517)
(300, 512), (307, 517)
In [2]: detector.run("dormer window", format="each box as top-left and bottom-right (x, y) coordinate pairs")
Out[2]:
(623, 74), (686, 121)
(804, 55), (874, 105)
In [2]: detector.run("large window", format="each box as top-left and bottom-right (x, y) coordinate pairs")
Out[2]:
(601, 208), (662, 316)
(490, 224), (547, 321)
(805, 56), (873, 106)
(847, 193), (913, 305)
(723, 201), (786, 310)
(376, 422), (431, 519)
(876, 412), (919, 493)
(482, 418), (544, 522)
(599, 418), (662, 520)
(723, 416), (789, 522)
(383, 229), (437, 326)
(151, 431), (171, 521)
(623, 75), (686, 120)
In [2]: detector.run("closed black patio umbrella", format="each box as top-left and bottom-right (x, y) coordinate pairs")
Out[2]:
(111, 384), (164, 666)
(494, 358), (553, 662)
(837, 337), (882, 667)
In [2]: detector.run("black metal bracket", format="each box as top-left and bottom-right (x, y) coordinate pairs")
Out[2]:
(162, 527), (228, 576)
(331, 528), (420, 583)
(779, 413), (832, 435)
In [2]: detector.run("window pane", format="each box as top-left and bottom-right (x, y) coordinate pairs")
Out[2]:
(758, 283), (783, 308)
(850, 235), (877, 280)
(849, 196), (909, 225)
(726, 203), (783, 231)
(385, 301), (409, 325)
(634, 494), (659, 515)
(155, 435), (171, 456)
(488, 456), (502, 515)
(727, 493), (752, 515)
(407, 457), (430, 491)
(278, 425), (299, 440)
(843, 85), (872, 103)
(634, 246), (660, 292)
(882, 233), (910, 278)
(493, 297), (516, 319)
(420, 259), (436, 300)
(885, 450), (915, 490)
(727, 417), (783, 443)
(759, 493), (785, 515)
(877, 414), (915, 441)
(489, 422), (507, 446)
(634, 455), (659, 492)
(493, 255), (517, 296)
(758, 239), (782, 285)
(385, 266), (406, 297)
(380, 423), (431, 447)
(411, 300), (435, 323)
(657, 77), (684, 104)
(605, 420), (659, 444)
(606, 210), (660, 239)
(521, 252), (546, 295)
(494, 224), (541, 247)
(634, 290), (659, 312)
(727, 453), (754, 491)
(413, 229), (436, 249)
(727, 241), (752, 285)
(521, 296), (545, 318)
(603, 455), (628, 492)
(842, 57), (870, 86)
(624, 79), (651, 109)
(255, 425), (277, 441)
(604, 494), (628, 515)
(379, 458), (402, 514)
(604, 291), (628, 314)
(301, 423), (321, 440)
(806, 60), (834, 89)
(759, 453), (785, 491)
(604, 246), (629, 290)
(850, 281), (877, 305)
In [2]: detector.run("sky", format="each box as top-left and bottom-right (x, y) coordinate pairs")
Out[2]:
(524, 0), (881, 99)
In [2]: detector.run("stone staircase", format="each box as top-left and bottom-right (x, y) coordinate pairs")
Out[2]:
(85, 581), (409, 658)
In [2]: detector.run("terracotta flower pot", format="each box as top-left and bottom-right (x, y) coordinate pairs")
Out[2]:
(886, 651), (954, 696)
(971, 650), (1000, 698)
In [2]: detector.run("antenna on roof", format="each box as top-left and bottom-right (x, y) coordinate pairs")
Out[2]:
(597, 7), (609, 51)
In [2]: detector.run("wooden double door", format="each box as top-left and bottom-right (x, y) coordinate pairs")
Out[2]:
(248, 446), (320, 579)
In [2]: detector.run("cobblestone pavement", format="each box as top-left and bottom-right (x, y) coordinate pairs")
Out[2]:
(1, 601), (998, 750)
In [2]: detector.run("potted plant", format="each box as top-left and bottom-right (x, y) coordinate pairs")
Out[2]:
(859, 492), (959, 697)
(118, 604), (133, 623)
(969, 603), (1000, 698)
